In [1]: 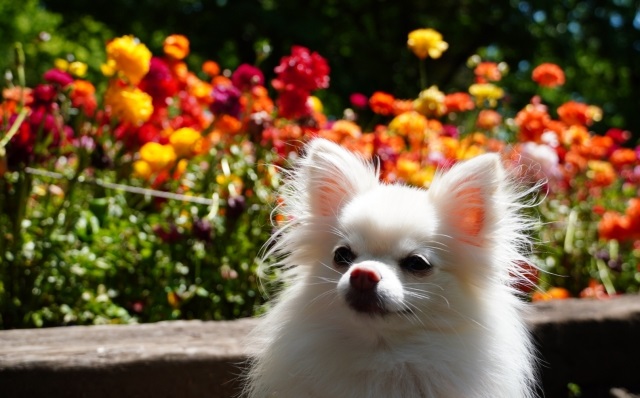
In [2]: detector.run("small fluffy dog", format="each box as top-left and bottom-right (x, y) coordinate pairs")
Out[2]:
(245, 139), (539, 398)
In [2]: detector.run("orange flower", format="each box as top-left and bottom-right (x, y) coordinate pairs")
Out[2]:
(531, 287), (570, 302)
(532, 63), (565, 87)
(241, 86), (274, 114)
(444, 92), (475, 113)
(3, 86), (33, 105)
(392, 99), (414, 115)
(579, 280), (611, 299)
(474, 62), (502, 83)
(212, 75), (232, 87)
(202, 60), (220, 77)
(609, 148), (637, 169)
(557, 101), (602, 126)
(331, 120), (362, 139)
(70, 80), (97, 116)
(560, 125), (589, 147)
(369, 91), (395, 116)
(215, 114), (242, 134)
(515, 103), (550, 142)
(580, 135), (614, 159)
(476, 109), (502, 130)
(627, 198), (640, 224)
(319, 120), (362, 143)
(598, 211), (631, 241)
(163, 34), (190, 60)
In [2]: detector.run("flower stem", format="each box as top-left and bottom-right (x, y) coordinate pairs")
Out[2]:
(596, 258), (617, 296)
(419, 58), (427, 89)
(14, 43), (26, 109)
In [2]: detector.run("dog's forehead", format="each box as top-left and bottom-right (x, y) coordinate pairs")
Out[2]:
(338, 185), (437, 253)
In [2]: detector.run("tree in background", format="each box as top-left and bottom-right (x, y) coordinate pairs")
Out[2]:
(3, 0), (640, 137)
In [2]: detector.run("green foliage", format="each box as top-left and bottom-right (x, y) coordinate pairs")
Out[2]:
(0, 145), (273, 328)
(0, 0), (112, 87)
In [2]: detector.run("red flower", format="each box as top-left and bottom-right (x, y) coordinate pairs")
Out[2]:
(32, 84), (57, 108)
(231, 63), (264, 91)
(277, 88), (311, 119)
(605, 128), (631, 144)
(273, 46), (330, 92)
(5, 107), (72, 168)
(138, 57), (179, 107)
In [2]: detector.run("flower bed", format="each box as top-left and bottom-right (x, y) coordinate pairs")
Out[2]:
(1, 29), (639, 329)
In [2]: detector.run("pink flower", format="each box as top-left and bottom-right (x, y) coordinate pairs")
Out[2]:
(349, 93), (368, 109)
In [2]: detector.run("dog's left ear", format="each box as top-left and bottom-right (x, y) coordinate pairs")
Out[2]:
(428, 154), (505, 246)
(298, 139), (378, 218)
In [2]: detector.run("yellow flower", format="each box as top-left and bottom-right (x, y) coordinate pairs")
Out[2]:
(469, 83), (504, 108)
(308, 96), (323, 113)
(413, 86), (446, 117)
(139, 142), (177, 172)
(389, 111), (428, 139)
(104, 83), (153, 125)
(407, 29), (449, 59)
(133, 160), (153, 179)
(169, 127), (202, 157)
(396, 157), (435, 187)
(68, 61), (88, 77)
(54, 59), (88, 77)
(105, 35), (151, 85)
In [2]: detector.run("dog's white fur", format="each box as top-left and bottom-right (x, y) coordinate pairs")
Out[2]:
(244, 138), (539, 398)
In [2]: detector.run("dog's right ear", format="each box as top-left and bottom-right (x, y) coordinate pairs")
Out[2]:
(298, 139), (378, 218)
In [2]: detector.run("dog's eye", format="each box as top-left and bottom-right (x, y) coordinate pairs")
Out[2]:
(333, 246), (356, 267)
(400, 255), (432, 273)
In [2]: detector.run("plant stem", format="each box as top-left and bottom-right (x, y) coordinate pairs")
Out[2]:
(419, 58), (427, 89)
(0, 108), (29, 151)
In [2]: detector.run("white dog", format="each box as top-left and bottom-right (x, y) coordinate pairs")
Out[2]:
(244, 139), (539, 398)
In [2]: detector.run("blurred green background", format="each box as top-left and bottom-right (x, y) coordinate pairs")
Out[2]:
(2, 0), (639, 135)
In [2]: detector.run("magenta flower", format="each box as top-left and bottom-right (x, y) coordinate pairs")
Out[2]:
(210, 84), (242, 118)
(349, 93), (368, 109)
(231, 63), (264, 91)
(43, 69), (74, 87)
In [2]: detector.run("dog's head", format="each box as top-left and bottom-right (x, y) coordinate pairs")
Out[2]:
(266, 139), (536, 327)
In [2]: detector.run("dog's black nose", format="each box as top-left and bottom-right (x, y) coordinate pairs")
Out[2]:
(349, 267), (381, 291)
